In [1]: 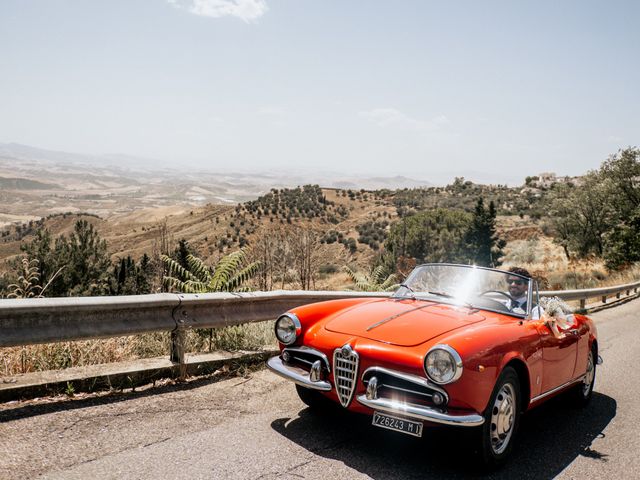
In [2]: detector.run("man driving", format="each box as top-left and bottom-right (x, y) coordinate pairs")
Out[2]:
(505, 267), (541, 318)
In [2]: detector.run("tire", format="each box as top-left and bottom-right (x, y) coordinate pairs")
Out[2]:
(477, 366), (521, 467)
(570, 347), (596, 407)
(295, 384), (333, 411)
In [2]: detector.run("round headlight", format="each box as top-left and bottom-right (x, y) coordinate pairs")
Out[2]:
(424, 345), (463, 384)
(275, 314), (301, 345)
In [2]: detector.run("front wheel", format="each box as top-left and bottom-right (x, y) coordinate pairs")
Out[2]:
(477, 366), (521, 467)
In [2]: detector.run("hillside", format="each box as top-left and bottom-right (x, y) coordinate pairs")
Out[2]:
(0, 143), (439, 230)
(0, 180), (558, 272)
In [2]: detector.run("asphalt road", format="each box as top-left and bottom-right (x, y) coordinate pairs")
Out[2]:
(1, 298), (638, 479)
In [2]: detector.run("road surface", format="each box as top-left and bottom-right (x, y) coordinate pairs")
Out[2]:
(1, 298), (638, 479)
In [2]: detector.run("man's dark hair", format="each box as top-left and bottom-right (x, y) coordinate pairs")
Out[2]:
(508, 266), (531, 278)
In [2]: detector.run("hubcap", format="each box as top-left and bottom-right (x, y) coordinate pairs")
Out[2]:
(490, 383), (516, 455)
(582, 351), (595, 397)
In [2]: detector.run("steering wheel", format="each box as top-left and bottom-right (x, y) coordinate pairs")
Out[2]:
(479, 290), (516, 302)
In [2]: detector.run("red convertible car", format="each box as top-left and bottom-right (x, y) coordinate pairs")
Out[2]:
(267, 264), (600, 465)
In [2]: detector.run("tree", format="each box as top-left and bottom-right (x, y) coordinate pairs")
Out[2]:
(173, 239), (193, 270)
(56, 220), (111, 296)
(600, 147), (640, 216)
(20, 219), (111, 296)
(289, 226), (326, 290)
(548, 173), (616, 258)
(384, 209), (471, 265)
(603, 207), (640, 269)
(547, 149), (640, 266)
(463, 198), (505, 267)
(110, 254), (154, 295)
(601, 148), (640, 268)
(249, 226), (291, 291)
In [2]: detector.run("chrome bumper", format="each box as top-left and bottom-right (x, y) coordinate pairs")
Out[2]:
(356, 394), (484, 427)
(267, 356), (332, 391)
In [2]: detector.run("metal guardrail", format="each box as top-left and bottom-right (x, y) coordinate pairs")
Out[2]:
(1, 282), (638, 372)
(0, 291), (393, 348)
(540, 280), (640, 309)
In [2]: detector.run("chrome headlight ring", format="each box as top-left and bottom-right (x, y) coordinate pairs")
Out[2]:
(275, 313), (302, 345)
(424, 344), (463, 385)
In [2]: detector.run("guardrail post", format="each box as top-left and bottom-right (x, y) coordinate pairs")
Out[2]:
(627, 289), (631, 296)
(580, 298), (586, 310)
(602, 295), (607, 304)
(170, 328), (187, 380)
(616, 292), (621, 299)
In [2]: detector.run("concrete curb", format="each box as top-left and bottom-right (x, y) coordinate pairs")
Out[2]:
(0, 349), (278, 403)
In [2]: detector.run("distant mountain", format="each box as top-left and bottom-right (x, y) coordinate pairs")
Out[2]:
(0, 143), (434, 191)
(0, 143), (159, 170)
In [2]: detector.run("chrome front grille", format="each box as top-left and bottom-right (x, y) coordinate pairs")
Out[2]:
(333, 345), (359, 407)
(361, 366), (449, 407)
(282, 346), (330, 374)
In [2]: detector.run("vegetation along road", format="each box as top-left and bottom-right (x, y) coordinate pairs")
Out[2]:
(1, 298), (638, 479)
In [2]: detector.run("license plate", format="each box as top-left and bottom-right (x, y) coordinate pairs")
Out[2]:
(372, 411), (423, 437)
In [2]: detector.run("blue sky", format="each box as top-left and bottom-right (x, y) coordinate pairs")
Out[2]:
(1, 0), (638, 184)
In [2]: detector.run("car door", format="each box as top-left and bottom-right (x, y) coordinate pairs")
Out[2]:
(536, 322), (579, 392)
(571, 318), (591, 378)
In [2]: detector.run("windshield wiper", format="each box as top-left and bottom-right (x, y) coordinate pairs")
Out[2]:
(400, 283), (415, 294)
(427, 290), (453, 299)
(393, 283), (416, 300)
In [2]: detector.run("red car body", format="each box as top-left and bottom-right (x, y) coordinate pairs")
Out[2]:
(267, 264), (599, 464)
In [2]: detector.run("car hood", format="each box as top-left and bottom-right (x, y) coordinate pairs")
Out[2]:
(324, 299), (486, 347)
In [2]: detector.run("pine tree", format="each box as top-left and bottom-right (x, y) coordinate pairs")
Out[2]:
(464, 198), (504, 267)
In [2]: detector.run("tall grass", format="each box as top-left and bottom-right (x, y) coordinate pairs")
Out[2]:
(1, 321), (276, 377)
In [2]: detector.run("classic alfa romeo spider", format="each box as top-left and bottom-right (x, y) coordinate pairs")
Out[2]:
(267, 264), (600, 465)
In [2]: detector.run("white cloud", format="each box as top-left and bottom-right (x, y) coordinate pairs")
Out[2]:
(168, 0), (268, 23)
(359, 108), (450, 132)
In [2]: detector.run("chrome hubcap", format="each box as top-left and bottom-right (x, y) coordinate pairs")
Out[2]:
(490, 383), (516, 454)
(582, 351), (595, 397)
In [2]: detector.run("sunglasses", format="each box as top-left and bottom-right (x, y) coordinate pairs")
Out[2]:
(507, 279), (526, 286)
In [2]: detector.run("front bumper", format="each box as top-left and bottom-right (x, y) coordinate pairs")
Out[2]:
(267, 355), (332, 391)
(267, 355), (484, 427)
(356, 395), (484, 427)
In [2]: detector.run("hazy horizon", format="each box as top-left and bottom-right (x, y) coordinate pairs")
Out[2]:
(1, 1), (638, 185)
(0, 141), (582, 187)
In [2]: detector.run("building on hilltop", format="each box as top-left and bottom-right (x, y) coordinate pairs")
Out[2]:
(528, 172), (582, 188)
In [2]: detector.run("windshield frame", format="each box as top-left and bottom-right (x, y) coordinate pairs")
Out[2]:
(392, 263), (536, 319)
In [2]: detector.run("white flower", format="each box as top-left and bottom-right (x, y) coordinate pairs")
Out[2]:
(540, 296), (573, 316)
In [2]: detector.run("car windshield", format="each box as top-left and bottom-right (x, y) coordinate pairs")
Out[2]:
(392, 264), (534, 317)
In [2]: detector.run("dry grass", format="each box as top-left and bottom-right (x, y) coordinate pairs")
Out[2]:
(502, 235), (640, 290)
(1, 321), (276, 377)
(185, 322), (277, 353)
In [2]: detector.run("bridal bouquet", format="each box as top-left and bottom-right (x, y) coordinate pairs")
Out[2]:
(539, 296), (574, 337)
